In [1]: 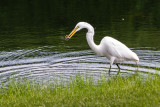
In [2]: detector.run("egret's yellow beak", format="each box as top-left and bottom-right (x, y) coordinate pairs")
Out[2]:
(65, 26), (79, 40)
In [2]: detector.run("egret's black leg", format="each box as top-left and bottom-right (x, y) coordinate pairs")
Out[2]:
(116, 64), (121, 75)
(116, 64), (121, 70)
(108, 65), (112, 72)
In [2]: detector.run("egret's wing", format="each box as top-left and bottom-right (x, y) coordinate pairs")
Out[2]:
(101, 37), (135, 60)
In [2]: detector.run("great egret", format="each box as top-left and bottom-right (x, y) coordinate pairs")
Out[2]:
(65, 22), (139, 72)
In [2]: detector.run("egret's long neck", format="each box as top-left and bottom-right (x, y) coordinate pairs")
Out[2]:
(85, 25), (100, 55)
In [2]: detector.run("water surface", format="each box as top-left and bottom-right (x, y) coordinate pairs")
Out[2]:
(0, 0), (160, 84)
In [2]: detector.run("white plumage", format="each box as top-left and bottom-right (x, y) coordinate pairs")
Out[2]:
(66, 22), (139, 72)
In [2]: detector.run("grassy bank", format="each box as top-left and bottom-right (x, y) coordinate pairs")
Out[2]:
(0, 74), (160, 106)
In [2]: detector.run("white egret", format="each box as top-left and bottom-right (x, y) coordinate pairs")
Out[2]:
(65, 22), (139, 72)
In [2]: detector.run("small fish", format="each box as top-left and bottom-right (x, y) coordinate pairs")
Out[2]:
(65, 35), (70, 40)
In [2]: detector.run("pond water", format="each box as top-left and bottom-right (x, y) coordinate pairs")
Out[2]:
(0, 0), (160, 84)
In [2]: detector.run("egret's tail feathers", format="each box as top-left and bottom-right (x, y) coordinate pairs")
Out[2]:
(135, 58), (139, 62)
(135, 60), (139, 64)
(132, 52), (139, 62)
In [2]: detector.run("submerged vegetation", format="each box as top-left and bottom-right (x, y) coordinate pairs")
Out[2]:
(0, 73), (160, 106)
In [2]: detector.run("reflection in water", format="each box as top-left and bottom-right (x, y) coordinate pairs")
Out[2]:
(0, 46), (159, 84)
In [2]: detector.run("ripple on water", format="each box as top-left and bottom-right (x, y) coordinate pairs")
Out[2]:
(0, 47), (159, 84)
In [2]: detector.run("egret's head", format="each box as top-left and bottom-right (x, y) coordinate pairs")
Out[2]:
(65, 22), (86, 40)
(75, 22), (86, 31)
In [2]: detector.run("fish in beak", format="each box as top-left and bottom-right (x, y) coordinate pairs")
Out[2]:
(65, 26), (79, 40)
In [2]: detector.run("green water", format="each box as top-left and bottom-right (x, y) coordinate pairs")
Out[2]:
(1, 0), (160, 51)
(0, 0), (160, 83)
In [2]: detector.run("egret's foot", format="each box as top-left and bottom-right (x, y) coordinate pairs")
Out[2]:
(117, 69), (121, 75)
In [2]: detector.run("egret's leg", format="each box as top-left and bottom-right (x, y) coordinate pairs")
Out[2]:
(109, 65), (112, 72)
(117, 69), (120, 75)
(116, 64), (121, 70)
(108, 57), (115, 72)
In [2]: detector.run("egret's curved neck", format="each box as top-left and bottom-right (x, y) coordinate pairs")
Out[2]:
(85, 24), (100, 55)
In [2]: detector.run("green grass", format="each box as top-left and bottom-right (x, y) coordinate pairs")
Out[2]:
(1, 74), (160, 107)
